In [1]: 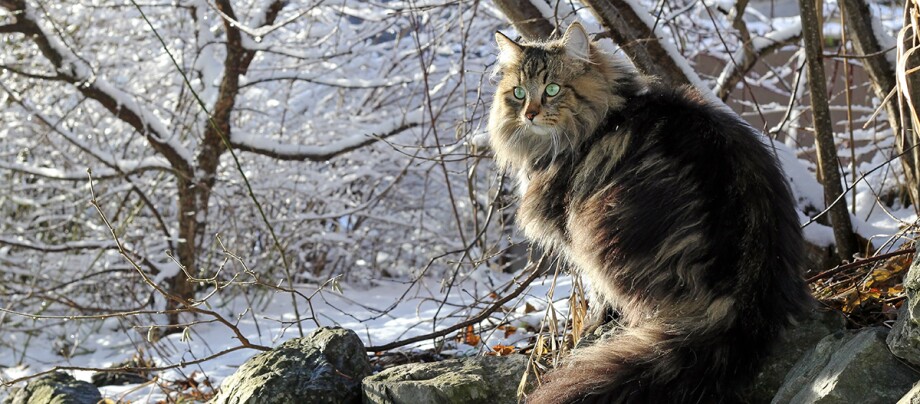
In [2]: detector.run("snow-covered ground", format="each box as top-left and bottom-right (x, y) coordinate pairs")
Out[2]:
(1, 271), (575, 403)
(2, 0), (917, 402)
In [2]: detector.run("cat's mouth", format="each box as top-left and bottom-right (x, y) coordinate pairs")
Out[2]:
(523, 121), (553, 136)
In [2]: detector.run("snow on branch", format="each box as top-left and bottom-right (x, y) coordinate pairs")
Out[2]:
(230, 113), (423, 161)
(0, 160), (168, 181)
(0, 0), (193, 172)
(209, 0), (301, 39)
(582, 0), (719, 103)
(0, 236), (116, 253)
(714, 18), (803, 100)
(0, 81), (174, 180)
(240, 73), (416, 89)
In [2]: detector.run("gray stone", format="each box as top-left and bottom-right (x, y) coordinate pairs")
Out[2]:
(888, 250), (920, 365)
(362, 355), (529, 404)
(211, 327), (371, 404)
(4, 371), (102, 404)
(772, 327), (917, 404)
(742, 309), (845, 403)
(90, 371), (148, 387)
(898, 382), (920, 404)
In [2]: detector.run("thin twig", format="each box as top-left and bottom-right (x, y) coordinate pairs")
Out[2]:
(806, 248), (916, 283)
(1, 345), (252, 387)
(366, 256), (545, 352)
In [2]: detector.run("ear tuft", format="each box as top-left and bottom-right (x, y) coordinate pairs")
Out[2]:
(495, 31), (523, 66)
(562, 22), (591, 61)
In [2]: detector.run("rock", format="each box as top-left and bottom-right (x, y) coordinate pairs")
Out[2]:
(4, 371), (102, 404)
(91, 355), (151, 387)
(742, 308), (845, 403)
(772, 327), (917, 404)
(362, 355), (529, 404)
(90, 371), (149, 387)
(210, 327), (371, 404)
(898, 382), (920, 404)
(569, 308), (844, 403)
(888, 250), (920, 365)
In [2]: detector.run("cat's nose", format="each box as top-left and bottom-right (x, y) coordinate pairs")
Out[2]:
(525, 111), (538, 121)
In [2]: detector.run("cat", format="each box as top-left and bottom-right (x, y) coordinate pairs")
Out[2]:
(488, 22), (813, 403)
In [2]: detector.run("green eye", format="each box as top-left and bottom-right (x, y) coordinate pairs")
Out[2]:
(545, 83), (560, 96)
(513, 86), (526, 100)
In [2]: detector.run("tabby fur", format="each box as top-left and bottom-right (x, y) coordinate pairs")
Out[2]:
(488, 23), (813, 404)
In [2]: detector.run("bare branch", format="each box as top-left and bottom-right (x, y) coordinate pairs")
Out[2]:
(0, 63), (62, 80)
(582, 0), (693, 87)
(231, 121), (421, 162)
(366, 258), (545, 352)
(0, 237), (115, 252)
(0, 21), (35, 34)
(491, 0), (556, 40)
(0, 1), (192, 173)
(0, 160), (168, 181)
(798, 0), (859, 261)
(714, 8), (803, 100)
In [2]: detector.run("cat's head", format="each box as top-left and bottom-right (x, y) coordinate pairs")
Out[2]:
(488, 22), (638, 170)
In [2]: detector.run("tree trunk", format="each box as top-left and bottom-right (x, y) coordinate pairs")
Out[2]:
(840, 0), (920, 210)
(168, 179), (203, 328)
(799, 0), (859, 262)
(581, 0), (692, 87)
(491, 0), (556, 40)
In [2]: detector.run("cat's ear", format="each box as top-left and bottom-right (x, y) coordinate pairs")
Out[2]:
(562, 22), (591, 61)
(495, 31), (523, 66)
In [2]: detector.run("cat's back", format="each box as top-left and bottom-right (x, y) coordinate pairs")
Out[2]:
(572, 83), (804, 294)
(607, 84), (789, 207)
(620, 84), (771, 171)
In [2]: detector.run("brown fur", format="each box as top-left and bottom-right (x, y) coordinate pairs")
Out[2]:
(488, 23), (812, 403)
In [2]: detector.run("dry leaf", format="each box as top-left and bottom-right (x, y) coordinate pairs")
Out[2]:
(491, 344), (515, 355)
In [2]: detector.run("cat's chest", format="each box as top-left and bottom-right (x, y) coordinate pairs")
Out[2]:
(515, 166), (573, 247)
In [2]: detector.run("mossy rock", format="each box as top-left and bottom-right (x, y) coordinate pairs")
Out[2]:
(211, 327), (371, 404)
(4, 372), (102, 404)
(888, 250), (920, 365)
(362, 355), (529, 404)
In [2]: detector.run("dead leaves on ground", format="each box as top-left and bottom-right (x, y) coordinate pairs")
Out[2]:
(153, 371), (215, 404)
(812, 250), (912, 326)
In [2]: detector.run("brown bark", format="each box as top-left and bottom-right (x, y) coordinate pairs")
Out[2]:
(165, 0), (287, 328)
(798, 0), (859, 262)
(0, 0), (291, 327)
(491, 0), (556, 40)
(581, 0), (692, 86)
(715, 0), (802, 100)
(840, 0), (920, 210)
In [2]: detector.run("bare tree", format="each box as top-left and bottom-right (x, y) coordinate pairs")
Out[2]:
(841, 0), (920, 210)
(799, 0), (860, 261)
(0, 0), (491, 330)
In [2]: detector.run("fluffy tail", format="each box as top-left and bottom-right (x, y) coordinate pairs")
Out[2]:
(527, 317), (770, 404)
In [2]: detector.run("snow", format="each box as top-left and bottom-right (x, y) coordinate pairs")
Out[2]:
(751, 19), (802, 52)
(1, 271), (575, 404)
(1, 1), (916, 403)
(715, 17), (802, 95)
(230, 109), (424, 159)
(192, 0), (223, 109)
(869, 3), (899, 67)
(20, 2), (192, 166)
(246, 73), (417, 89)
(619, 0), (722, 105)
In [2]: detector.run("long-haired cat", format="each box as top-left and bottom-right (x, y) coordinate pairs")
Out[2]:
(488, 22), (813, 403)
